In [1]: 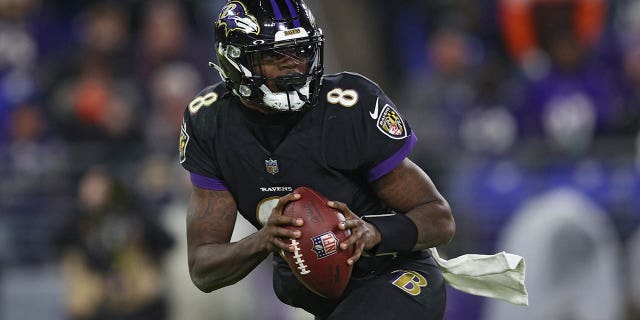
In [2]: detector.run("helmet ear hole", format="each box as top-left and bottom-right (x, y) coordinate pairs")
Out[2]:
(214, 0), (324, 112)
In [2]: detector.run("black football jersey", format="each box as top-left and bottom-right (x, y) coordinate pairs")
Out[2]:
(179, 72), (417, 229)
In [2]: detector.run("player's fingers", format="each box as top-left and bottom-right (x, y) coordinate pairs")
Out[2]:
(348, 242), (365, 265)
(272, 193), (301, 214)
(272, 237), (295, 252)
(329, 201), (358, 229)
(269, 214), (303, 227)
(340, 225), (363, 249)
(327, 200), (352, 215)
(272, 226), (301, 239)
(336, 206), (359, 221)
(339, 219), (357, 230)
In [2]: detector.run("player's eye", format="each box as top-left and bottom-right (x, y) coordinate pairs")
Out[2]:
(260, 45), (315, 64)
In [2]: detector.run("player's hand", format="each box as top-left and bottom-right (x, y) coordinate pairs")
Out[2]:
(328, 200), (381, 265)
(257, 193), (304, 253)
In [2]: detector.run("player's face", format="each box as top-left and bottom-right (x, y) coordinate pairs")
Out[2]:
(254, 45), (314, 92)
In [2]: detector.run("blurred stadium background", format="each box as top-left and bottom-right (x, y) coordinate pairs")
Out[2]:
(0, 0), (639, 319)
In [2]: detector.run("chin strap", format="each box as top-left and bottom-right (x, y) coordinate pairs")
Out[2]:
(294, 87), (311, 106)
(259, 83), (310, 111)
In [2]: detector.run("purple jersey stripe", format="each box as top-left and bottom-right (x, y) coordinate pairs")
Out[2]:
(270, 0), (283, 20)
(190, 172), (228, 190)
(367, 134), (418, 182)
(284, 0), (301, 27)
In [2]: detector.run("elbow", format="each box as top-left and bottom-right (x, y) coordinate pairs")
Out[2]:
(189, 265), (215, 293)
(188, 258), (224, 293)
(439, 203), (456, 245)
(191, 277), (212, 293)
(192, 277), (215, 293)
(441, 214), (456, 245)
(189, 268), (230, 293)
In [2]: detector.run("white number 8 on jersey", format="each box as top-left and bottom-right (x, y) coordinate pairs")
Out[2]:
(326, 88), (359, 107)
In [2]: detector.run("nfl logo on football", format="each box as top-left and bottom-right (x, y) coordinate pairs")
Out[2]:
(311, 232), (339, 259)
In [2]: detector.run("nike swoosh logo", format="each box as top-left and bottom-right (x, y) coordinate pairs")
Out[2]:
(369, 97), (380, 119)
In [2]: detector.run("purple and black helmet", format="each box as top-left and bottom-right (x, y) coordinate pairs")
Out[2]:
(212, 0), (324, 112)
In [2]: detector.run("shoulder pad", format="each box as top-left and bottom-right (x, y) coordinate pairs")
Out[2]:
(322, 72), (381, 93)
(320, 72), (386, 112)
(185, 82), (231, 118)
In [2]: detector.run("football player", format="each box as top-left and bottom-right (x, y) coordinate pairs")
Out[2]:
(179, 1), (455, 319)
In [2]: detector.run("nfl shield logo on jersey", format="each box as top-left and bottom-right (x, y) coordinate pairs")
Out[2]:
(311, 232), (339, 259)
(265, 158), (278, 175)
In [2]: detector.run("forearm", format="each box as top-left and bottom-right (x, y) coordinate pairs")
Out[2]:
(186, 187), (302, 292)
(187, 187), (269, 292)
(372, 158), (456, 252)
(189, 232), (270, 292)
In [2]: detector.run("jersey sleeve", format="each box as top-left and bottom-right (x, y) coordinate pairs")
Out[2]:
(179, 86), (228, 190)
(325, 73), (417, 181)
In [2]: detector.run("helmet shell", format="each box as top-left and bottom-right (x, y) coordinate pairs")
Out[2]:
(213, 0), (324, 111)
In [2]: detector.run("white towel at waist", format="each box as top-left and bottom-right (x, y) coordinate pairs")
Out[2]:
(429, 248), (528, 306)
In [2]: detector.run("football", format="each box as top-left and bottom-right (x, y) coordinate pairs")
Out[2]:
(281, 186), (354, 299)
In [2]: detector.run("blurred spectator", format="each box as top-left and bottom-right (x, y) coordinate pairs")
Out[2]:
(0, 0), (41, 141)
(509, 0), (621, 155)
(618, 44), (640, 133)
(41, 1), (135, 99)
(386, 1), (485, 82)
(134, 0), (208, 85)
(459, 106), (517, 156)
(47, 65), (144, 180)
(400, 27), (481, 179)
(41, 1), (145, 181)
(137, 61), (201, 212)
(484, 188), (624, 320)
(0, 103), (69, 264)
(614, 0), (640, 134)
(144, 61), (201, 156)
(135, 154), (191, 210)
(77, 1), (133, 76)
(55, 166), (174, 320)
(499, 0), (606, 78)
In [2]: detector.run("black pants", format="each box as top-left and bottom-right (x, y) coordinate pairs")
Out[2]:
(273, 251), (446, 320)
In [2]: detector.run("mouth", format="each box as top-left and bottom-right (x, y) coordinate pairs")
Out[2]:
(272, 72), (306, 92)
